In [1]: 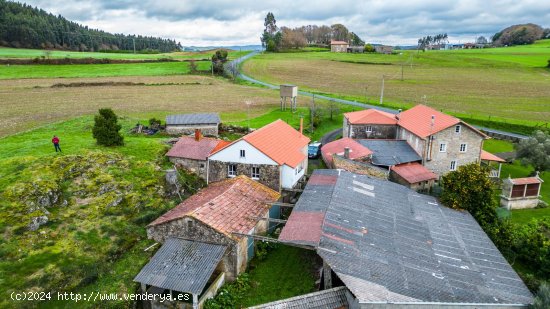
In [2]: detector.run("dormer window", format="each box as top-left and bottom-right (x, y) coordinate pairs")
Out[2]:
(455, 125), (461, 133)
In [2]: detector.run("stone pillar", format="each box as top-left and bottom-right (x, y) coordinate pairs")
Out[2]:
(323, 261), (332, 289)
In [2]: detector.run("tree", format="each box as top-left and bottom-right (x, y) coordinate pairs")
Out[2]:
(532, 282), (550, 309)
(280, 27), (307, 49)
(516, 130), (550, 172)
(211, 50), (228, 75)
(476, 36), (488, 44)
(350, 32), (364, 46)
(492, 23), (544, 46)
(92, 108), (123, 146)
(364, 44), (375, 53)
(331, 24), (349, 41)
(260, 12), (281, 51)
(440, 163), (498, 229)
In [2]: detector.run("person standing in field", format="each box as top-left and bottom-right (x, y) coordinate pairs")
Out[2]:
(52, 135), (62, 152)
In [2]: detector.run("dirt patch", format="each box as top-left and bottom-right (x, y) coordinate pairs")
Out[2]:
(46, 81), (206, 88)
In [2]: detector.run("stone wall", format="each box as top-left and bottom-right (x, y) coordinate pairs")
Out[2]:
(423, 124), (483, 176)
(166, 124), (218, 137)
(208, 160), (280, 191)
(350, 124), (397, 139)
(168, 157), (207, 179)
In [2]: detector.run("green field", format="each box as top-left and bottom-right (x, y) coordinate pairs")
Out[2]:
(242, 40), (550, 125)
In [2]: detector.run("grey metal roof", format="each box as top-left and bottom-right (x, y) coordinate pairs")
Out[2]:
(248, 286), (349, 309)
(134, 238), (226, 294)
(356, 139), (421, 166)
(282, 170), (533, 305)
(165, 113), (220, 125)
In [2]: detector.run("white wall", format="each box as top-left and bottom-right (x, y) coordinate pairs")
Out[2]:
(281, 159), (306, 189)
(208, 140), (277, 165)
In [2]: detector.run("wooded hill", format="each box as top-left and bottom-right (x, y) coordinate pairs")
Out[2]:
(0, 0), (182, 52)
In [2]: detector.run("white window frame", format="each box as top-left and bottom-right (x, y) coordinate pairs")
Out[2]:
(239, 149), (245, 158)
(455, 125), (461, 133)
(228, 164), (237, 177)
(439, 143), (447, 152)
(459, 143), (467, 152)
(450, 160), (457, 171)
(251, 167), (260, 180)
(365, 125), (372, 133)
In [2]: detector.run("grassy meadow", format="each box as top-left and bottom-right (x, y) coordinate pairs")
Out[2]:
(241, 40), (550, 125)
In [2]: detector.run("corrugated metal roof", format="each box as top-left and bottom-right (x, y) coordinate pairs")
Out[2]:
(165, 113), (220, 125)
(248, 286), (349, 309)
(134, 238), (226, 294)
(280, 170), (534, 305)
(357, 139), (422, 166)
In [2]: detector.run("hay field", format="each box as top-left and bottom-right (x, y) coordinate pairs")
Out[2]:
(242, 41), (550, 124)
(0, 75), (283, 137)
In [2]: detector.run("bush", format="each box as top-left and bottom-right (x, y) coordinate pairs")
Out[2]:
(532, 282), (550, 309)
(92, 108), (124, 146)
(255, 240), (278, 261)
(204, 273), (250, 309)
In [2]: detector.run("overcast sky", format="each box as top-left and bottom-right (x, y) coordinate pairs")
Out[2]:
(20, 0), (550, 46)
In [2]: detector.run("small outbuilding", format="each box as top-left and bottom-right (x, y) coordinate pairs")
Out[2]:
(165, 113), (220, 136)
(390, 162), (437, 192)
(330, 40), (349, 52)
(500, 173), (544, 209)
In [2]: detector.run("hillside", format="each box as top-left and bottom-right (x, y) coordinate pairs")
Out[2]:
(0, 0), (181, 52)
(492, 23), (545, 46)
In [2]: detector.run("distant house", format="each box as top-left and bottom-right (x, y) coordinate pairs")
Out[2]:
(165, 113), (220, 136)
(207, 119), (310, 192)
(277, 170), (534, 308)
(330, 40), (349, 52)
(347, 46), (365, 53)
(165, 130), (229, 179)
(343, 109), (398, 139)
(375, 45), (393, 54)
(501, 174), (544, 209)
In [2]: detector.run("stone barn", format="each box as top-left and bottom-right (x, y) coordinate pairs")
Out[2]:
(390, 162), (437, 192)
(165, 113), (220, 136)
(330, 40), (349, 52)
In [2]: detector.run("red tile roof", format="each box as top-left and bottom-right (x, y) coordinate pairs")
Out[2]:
(344, 109), (397, 125)
(211, 120), (310, 168)
(148, 176), (280, 239)
(480, 150), (506, 162)
(166, 136), (229, 161)
(321, 138), (373, 166)
(330, 40), (349, 45)
(396, 104), (460, 138)
(391, 162), (438, 184)
(510, 177), (542, 185)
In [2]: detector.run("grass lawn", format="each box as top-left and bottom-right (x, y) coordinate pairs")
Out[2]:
(238, 245), (318, 307)
(483, 139), (515, 153)
(242, 40), (550, 125)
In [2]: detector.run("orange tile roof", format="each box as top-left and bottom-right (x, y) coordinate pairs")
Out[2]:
(344, 109), (397, 125)
(510, 177), (542, 185)
(480, 150), (506, 162)
(211, 120), (310, 168)
(148, 176), (280, 239)
(331, 40), (349, 45)
(396, 104), (460, 138)
(391, 162), (438, 184)
(321, 138), (373, 166)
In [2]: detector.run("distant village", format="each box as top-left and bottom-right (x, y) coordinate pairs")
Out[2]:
(132, 85), (541, 309)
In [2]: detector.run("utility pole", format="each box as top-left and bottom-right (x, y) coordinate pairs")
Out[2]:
(379, 75), (385, 105)
(133, 38), (136, 54)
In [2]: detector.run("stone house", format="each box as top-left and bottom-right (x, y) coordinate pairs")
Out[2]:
(320, 137), (373, 168)
(207, 119), (310, 192)
(146, 176), (280, 281)
(165, 113), (220, 136)
(344, 105), (493, 176)
(330, 40), (349, 52)
(165, 130), (229, 179)
(500, 174), (544, 209)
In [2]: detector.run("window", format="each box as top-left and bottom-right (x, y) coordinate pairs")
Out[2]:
(460, 143), (467, 152)
(365, 125), (372, 132)
(511, 184), (525, 198)
(240, 150), (245, 158)
(525, 183), (540, 197)
(455, 125), (461, 133)
(439, 143), (447, 152)
(251, 167), (260, 180)
(450, 160), (457, 171)
(228, 164), (237, 177)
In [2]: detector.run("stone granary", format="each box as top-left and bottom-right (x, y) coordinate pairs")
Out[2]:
(208, 119), (310, 192)
(165, 113), (220, 136)
(276, 170), (533, 308)
(165, 130), (229, 179)
(138, 176), (280, 308)
(500, 174), (544, 210)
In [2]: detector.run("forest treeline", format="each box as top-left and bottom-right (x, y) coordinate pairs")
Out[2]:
(0, 0), (182, 52)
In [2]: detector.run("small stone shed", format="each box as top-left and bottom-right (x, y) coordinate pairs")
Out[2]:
(321, 137), (373, 168)
(146, 175), (280, 281)
(390, 162), (437, 192)
(330, 40), (349, 52)
(166, 131), (229, 179)
(500, 174), (544, 210)
(165, 113), (220, 136)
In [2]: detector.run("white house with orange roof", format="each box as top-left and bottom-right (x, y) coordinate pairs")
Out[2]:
(207, 119), (310, 191)
(343, 105), (505, 177)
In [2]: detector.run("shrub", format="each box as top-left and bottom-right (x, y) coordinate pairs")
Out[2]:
(532, 282), (550, 309)
(92, 108), (124, 146)
(204, 273), (250, 309)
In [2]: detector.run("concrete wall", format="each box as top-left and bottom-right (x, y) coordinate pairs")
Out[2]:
(168, 157), (207, 179)
(423, 124), (483, 176)
(208, 160), (281, 191)
(166, 124), (218, 136)
(350, 124), (397, 139)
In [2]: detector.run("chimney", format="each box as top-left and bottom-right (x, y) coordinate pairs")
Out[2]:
(344, 147), (350, 159)
(194, 129), (202, 141)
(299, 117), (303, 135)
(431, 115), (435, 127)
(396, 109), (402, 120)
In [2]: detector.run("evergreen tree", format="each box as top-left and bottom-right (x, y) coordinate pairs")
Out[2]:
(92, 108), (124, 146)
